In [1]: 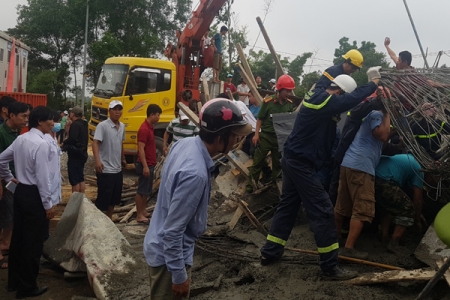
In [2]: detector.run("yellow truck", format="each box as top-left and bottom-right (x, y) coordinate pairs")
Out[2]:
(88, 57), (176, 162)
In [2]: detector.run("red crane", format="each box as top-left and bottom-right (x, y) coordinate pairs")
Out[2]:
(167, 0), (227, 108)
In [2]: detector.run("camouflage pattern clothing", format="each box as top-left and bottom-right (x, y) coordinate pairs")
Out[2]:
(374, 177), (415, 227)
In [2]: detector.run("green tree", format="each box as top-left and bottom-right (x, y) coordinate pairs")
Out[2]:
(296, 71), (321, 96)
(246, 50), (312, 88)
(8, 0), (193, 108)
(333, 37), (389, 86)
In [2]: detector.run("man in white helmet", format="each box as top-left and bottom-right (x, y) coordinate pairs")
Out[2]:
(260, 67), (382, 280)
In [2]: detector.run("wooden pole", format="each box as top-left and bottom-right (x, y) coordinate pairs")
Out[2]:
(256, 16), (284, 77)
(202, 78), (211, 102)
(284, 247), (404, 271)
(236, 43), (257, 87)
(178, 102), (200, 127)
(235, 63), (263, 105)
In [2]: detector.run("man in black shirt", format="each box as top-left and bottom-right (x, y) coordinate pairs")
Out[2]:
(63, 106), (88, 193)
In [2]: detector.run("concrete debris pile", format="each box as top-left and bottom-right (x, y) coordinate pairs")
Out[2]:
(43, 193), (149, 300)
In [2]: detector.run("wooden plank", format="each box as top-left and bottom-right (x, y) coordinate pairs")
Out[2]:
(235, 63), (263, 105)
(202, 78), (210, 102)
(197, 102), (203, 112)
(178, 102), (200, 127)
(219, 81), (224, 96)
(227, 90), (233, 100)
(236, 43), (257, 87)
(436, 259), (450, 286)
(228, 207), (244, 230)
(347, 269), (436, 285)
(119, 206), (136, 223)
(237, 200), (267, 234)
(226, 152), (250, 177)
(256, 16), (284, 78)
(230, 168), (241, 176)
(113, 203), (135, 213)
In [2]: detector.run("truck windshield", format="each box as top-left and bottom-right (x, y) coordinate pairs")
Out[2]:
(94, 64), (128, 97)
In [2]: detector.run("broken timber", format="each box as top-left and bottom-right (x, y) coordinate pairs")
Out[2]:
(202, 78), (211, 102)
(256, 16), (284, 79)
(347, 269), (436, 285)
(235, 62), (263, 105)
(178, 102), (200, 127)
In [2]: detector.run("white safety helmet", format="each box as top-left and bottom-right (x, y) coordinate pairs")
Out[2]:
(332, 75), (357, 94)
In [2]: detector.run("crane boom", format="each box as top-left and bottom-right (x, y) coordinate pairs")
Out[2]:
(172, 0), (228, 109)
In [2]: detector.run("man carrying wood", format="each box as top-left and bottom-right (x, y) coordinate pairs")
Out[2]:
(144, 99), (252, 299)
(134, 104), (162, 224)
(245, 74), (295, 193)
(260, 69), (382, 280)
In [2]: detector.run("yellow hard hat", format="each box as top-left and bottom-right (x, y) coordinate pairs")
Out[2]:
(435, 202), (450, 247)
(342, 49), (364, 68)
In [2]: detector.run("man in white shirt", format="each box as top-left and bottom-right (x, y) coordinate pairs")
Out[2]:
(237, 79), (251, 106)
(0, 106), (58, 298)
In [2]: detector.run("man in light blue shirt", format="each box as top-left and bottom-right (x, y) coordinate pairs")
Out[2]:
(211, 25), (228, 83)
(335, 109), (390, 259)
(144, 99), (251, 299)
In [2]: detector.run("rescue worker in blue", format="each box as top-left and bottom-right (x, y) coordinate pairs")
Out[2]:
(314, 49), (364, 90)
(411, 102), (450, 160)
(260, 67), (382, 280)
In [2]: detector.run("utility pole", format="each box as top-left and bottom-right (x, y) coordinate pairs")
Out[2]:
(81, 0), (89, 111)
(402, 0), (429, 69)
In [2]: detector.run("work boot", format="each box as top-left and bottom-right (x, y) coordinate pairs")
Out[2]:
(386, 239), (409, 255)
(322, 265), (358, 281)
(339, 247), (369, 260)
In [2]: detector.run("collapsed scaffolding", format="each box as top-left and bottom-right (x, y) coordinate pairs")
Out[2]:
(379, 68), (450, 205)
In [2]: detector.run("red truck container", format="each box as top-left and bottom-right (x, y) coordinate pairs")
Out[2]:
(0, 92), (47, 107)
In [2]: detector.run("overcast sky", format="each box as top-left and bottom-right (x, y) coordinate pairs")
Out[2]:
(2, 0), (449, 74)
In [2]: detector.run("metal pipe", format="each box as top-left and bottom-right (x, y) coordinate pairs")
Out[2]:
(81, 0), (89, 111)
(402, 0), (429, 69)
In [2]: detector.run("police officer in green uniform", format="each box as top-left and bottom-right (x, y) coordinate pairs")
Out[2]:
(246, 75), (295, 193)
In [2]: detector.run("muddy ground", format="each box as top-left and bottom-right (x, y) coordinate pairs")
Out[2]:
(0, 152), (450, 300)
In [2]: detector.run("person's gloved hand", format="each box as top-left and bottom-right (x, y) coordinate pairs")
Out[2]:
(367, 66), (382, 81)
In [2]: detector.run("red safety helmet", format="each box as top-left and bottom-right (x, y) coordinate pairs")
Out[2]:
(276, 74), (295, 91)
(199, 98), (252, 135)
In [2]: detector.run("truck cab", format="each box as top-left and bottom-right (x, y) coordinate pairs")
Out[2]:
(88, 57), (176, 163)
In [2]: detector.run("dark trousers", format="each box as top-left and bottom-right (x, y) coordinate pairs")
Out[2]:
(58, 129), (65, 144)
(8, 184), (46, 293)
(261, 156), (339, 272)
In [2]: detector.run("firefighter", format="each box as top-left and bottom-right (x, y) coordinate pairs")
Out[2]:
(260, 67), (382, 280)
(315, 49), (364, 90)
(246, 74), (295, 193)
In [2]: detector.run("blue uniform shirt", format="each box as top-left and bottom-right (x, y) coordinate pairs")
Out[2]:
(284, 82), (378, 171)
(213, 33), (223, 54)
(144, 136), (215, 284)
(315, 64), (345, 90)
(249, 104), (261, 119)
(341, 110), (384, 176)
(376, 154), (423, 189)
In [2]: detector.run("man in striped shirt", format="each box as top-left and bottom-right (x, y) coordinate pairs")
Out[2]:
(163, 111), (199, 155)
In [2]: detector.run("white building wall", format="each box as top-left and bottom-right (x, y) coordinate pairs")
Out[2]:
(0, 31), (30, 93)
